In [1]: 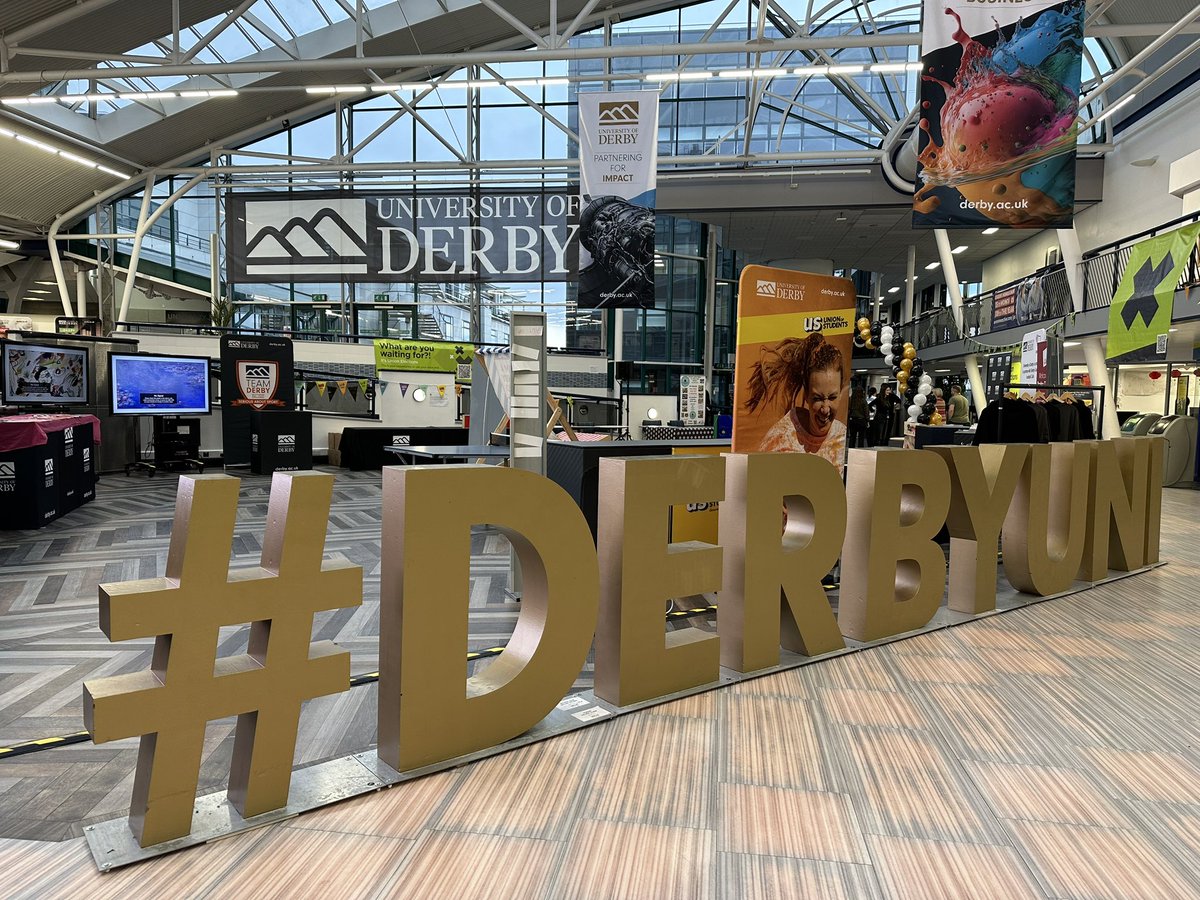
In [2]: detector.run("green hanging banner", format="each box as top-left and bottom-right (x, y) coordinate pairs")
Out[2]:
(1106, 223), (1200, 362)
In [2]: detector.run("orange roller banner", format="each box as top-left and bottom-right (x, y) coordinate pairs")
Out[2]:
(732, 266), (857, 472)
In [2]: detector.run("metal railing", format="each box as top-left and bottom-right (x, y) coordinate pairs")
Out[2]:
(895, 211), (1200, 346)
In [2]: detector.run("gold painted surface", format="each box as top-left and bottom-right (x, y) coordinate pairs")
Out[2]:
(82, 473), (362, 847)
(718, 453), (846, 672)
(930, 445), (1027, 614)
(1080, 439), (1149, 580)
(838, 448), (951, 642)
(1144, 436), (1166, 564)
(1001, 443), (1090, 596)
(377, 465), (599, 772)
(594, 455), (724, 706)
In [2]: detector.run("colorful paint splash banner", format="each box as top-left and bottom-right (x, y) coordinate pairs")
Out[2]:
(914, 0), (1085, 229)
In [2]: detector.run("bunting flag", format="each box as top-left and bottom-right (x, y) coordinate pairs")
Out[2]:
(315, 380), (326, 395)
(1106, 222), (1200, 362)
(398, 383), (409, 398)
(437, 385), (447, 399)
(348, 382), (359, 400)
(378, 381), (389, 395)
(454, 384), (462, 396)
(358, 379), (369, 394)
(337, 380), (348, 395)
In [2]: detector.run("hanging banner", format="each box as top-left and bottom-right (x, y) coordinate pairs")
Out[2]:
(374, 339), (474, 382)
(576, 91), (659, 309)
(219, 335), (294, 467)
(1107, 222), (1200, 362)
(226, 190), (579, 283)
(731, 265), (856, 472)
(1020, 327), (1048, 385)
(914, 0), (1085, 229)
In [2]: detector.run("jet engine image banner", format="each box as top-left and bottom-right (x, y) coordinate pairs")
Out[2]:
(576, 91), (659, 309)
(913, 0), (1085, 229)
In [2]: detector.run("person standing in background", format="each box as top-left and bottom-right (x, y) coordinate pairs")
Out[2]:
(933, 387), (947, 421)
(848, 387), (869, 448)
(947, 383), (971, 425)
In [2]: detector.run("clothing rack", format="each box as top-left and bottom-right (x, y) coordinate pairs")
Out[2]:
(1000, 383), (1106, 439)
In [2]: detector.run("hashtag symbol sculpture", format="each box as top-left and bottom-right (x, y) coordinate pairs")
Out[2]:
(83, 472), (362, 848)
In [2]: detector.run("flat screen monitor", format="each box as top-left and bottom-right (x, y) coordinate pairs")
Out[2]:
(109, 352), (213, 416)
(1, 341), (89, 406)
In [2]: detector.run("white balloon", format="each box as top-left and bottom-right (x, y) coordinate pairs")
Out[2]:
(884, 353), (895, 366)
(914, 393), (927, 407)
(907, 404), (920, 418)
(880, 327), (894, 342)
(918, 383), (933, 395)
(920, 373), (933, 385)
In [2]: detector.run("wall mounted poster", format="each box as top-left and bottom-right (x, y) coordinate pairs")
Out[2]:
(914, 0), (1085, 229)
(576, 91), (659, 309)
(731, 266), (856, 472)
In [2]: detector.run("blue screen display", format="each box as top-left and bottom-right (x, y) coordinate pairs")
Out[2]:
(110, 354), (211, 415)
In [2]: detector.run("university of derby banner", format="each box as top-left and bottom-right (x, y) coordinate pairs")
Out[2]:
(1106, 222), (1200, 362)
(226, 190), (579, 283)
(731, 266), (856, 472)
(374, 339), (475, 383)
(1020, 327), (1048, 385)
(576, 91), (659, 309)
(220, 335), (295, 467)
(914, 0), (1085, 229)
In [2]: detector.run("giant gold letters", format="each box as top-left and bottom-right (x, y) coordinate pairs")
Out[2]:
(718, 452), (846, 671)
(1144, 436), (1165, 564)
(930, 445), (1028, 614)
(1080, 438), (1150, 580)
(378, 465), (599, 772)
(594, 455), (724, 706)
(1001, 443), (1090, 595)
(839, 448), (951, 642)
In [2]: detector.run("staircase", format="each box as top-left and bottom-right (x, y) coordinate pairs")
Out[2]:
(416, 311), (444, 339)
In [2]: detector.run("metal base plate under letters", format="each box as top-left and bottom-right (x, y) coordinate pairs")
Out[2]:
(85, 562), (1165, 871)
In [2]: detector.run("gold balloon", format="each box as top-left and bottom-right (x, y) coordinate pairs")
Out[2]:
(930, 411), (944, 426)
(899, 358), (913, 372)
(857, 317), (871, 330)
(903, 346), (917, 360)
(865, 340), (876, 350)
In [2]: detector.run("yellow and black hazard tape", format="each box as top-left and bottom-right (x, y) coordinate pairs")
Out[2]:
(0, 730), (92, 759)
(3, 590), (849, 759)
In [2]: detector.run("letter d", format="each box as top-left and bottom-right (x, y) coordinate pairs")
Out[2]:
(378, 466), (599, 772)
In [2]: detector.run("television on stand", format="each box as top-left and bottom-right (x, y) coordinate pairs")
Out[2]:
(1, 341), (89, 409)
(108, 351), (213, 475)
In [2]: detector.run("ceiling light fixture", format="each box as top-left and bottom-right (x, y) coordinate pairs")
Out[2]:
(305, 86), (367, 94)
(792, 65), (829, 76)
(718, 68), (788, 78)
(888, 286), (900, 294)
(952, 245), (967, 253)
(925, 261), (941, 270)
(1063, 341), (1081, 347)
(827, 64), (865, 75)
(982, 227), (999, 235)
(5, 127), (132, 178)
(0, 239), (20, 250)
(869, 62), (909, 73)
(645, 71), (714, 81)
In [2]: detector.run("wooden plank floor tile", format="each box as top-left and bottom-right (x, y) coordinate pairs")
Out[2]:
(380, 830), (559, 900)
(552, 819), (713, 900)
(963, 760), (1131, 828)
(718, 784), (870, 864)
(819, 688), (928, 731)
(867, 833), (1044, 900)
(1006, 818), (1200, 900)
(716, 851), (884, 900)
(1085, 748), (1200, 803)
(723, 695), (829, 791)
(284, 769), (461, 840)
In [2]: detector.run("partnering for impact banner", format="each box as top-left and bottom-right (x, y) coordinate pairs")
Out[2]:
(226, 190), (579, 283)
(731, 266), (857, 473)
(914, 0), (1085, 229)
(576, 91), (659, 309)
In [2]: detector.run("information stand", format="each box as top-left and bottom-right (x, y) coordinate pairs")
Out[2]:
(0, 414), (99, 529)
(251, 410), (312, 475)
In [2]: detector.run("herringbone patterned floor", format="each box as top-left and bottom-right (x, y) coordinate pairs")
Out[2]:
(2, 472), (1199, 899)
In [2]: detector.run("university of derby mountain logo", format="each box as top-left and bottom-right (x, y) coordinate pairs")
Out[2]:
(277, 434), (296, 452)
(0, 461), (14, 493)
(236, 360), (280, 409)
(598, 101), (640, 125)
(756, 279), (777, 297)
(243, 198), (369, 277)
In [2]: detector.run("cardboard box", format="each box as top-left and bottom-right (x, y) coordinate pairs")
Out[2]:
(328, 431), (342, 468)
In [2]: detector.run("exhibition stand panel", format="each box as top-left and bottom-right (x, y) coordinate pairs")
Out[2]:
(336, 426), (469, 470)
(547, 438), (730, 539)
(251, 410), (313, 476)
(0, 414), (99, 529)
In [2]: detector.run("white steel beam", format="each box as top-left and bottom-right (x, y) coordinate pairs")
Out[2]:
(3, 0), (125, 47)
(180, 0), (260, 64)
(477, 0), (551, 49)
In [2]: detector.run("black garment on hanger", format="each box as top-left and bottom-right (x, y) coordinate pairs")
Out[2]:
(973, 397), (1044, 445)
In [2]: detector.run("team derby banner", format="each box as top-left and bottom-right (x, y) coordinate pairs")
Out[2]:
(226, 190), (580, 284)
(576, 91), (659, 308)
(914, 0), (1085, 229)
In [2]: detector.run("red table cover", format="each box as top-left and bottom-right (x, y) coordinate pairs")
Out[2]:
(0, 414), (102, 454)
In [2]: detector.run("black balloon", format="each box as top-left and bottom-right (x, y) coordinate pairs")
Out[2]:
(892, 365), (901, 376)
(918, 413), (931, 424)
(871, 321), (882, 336)
(911, 364), (923, 378)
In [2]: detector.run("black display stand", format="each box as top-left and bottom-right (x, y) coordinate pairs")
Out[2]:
(0, 423), (96, 529)
(127, 417), (205, 477)
(251, 410), (312, 475)
(335, 426), (468, 470)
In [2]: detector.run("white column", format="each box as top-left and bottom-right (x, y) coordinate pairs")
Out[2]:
(75, 266), (87, 318)
(1057, 226), (1120, 439)
(935, 229), (986, 414)
(903, 244), (916, 322)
